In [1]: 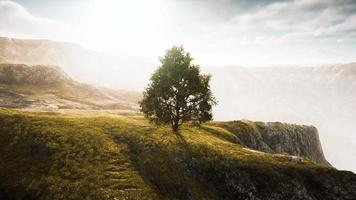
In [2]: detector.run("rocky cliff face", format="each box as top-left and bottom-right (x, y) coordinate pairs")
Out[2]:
(213, 120), (330, 165)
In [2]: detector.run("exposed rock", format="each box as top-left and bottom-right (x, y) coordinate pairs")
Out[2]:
(0, 64), (71, 85)
(213, 120), (330, 165)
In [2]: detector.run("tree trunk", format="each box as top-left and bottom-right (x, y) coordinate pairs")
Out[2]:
(172, 118), (179, 133)
(172, 124), (179, 133)
(172, 103), (180, 132)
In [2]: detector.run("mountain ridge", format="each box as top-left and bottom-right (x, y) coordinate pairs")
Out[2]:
(0, 63), (141, 110)
(0, 36), (153, 90)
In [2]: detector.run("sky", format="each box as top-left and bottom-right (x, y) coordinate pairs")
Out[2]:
(0, 0), (356, 66)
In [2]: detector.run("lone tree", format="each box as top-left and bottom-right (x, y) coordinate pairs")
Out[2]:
(140, 46), (217, 132)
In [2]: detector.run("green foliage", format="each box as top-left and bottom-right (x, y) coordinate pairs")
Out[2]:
(140, 46), (217, 132)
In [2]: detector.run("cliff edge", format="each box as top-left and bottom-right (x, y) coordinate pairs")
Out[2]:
(211, 120), (330, 165)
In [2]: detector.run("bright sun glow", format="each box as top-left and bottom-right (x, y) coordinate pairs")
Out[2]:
(78, 0), (168, 56)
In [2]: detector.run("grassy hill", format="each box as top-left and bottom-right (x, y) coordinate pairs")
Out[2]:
(1, 108), (355, 200)
(0, 63), (141, 110)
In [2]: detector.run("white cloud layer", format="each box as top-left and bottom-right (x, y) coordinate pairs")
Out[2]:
(0, 0), (74, 40)
(220, 0), (356, 42)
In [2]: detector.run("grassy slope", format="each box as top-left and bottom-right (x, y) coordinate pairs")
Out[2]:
(0, 63), (141, 110)
(0, 108), (355, 200)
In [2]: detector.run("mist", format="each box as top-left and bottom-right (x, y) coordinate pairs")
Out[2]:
(204, 65), (356, 172)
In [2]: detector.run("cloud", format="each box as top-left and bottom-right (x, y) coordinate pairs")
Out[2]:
(0, 0), (74, 40)
(0, 0), (355, 66)
(222, 0), (356, 43)
(315, 14), (356, 38)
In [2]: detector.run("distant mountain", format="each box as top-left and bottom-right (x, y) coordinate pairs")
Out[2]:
(0, 36), (86, 65)
(0, 63), (140, 110)
(0, 36), (154, 90)
(207, 63), (356, 120)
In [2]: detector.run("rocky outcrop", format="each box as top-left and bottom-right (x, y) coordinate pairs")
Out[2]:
(0, 64), (72, 85)
(214, 120), (330, 165)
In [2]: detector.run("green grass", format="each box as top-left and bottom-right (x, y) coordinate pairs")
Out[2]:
(0, 108), (354, 200)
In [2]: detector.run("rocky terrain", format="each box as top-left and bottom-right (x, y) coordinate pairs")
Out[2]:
(0, 63), (140, 110)
(211, 120), (330, 165)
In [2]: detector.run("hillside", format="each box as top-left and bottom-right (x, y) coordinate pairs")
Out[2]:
(0, 63), (140, 110)
(0, 37), (89, 65)
(0, 36), (153, 90)
(0, 108), (355, 200)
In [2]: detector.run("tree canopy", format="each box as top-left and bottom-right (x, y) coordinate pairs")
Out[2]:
(139, 46), (217, 132)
